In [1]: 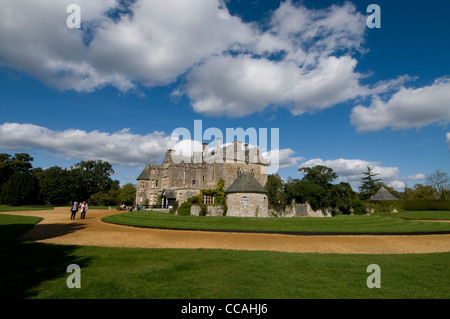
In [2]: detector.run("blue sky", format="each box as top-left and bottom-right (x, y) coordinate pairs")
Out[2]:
(0, 0), (449, 190)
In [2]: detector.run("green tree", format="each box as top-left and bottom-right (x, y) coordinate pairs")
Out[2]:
(298, 165), (337, 188)
(38, 166), (74, 205)
(118, 183), (136, 205)
(0, 153), (34, 192)
(359, 166), (381, 200)
(285, 179), (328, 211)
(406, 184), (438, 200)
(70, 160), (119, 200)
(1, 172), (39, 206)
(265, 174), (288, 211)
(326, 182), (359, 214)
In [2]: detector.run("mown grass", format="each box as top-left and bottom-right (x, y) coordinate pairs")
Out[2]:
(0, 205), (53, 212)
(378, 211), (450, 220)
(102, 211), (450, 234)
(1, 214), (449, 299)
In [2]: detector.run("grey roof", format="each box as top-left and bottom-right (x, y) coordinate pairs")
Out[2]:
(370, 186), (398, 201)
(137, 164), (151, 180)
(225, 172), (268, 194)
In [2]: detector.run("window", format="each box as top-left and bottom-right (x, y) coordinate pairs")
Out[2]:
(242, 196), (248, 207)
(192, 180), (196, 185)
(203, 194), (214, 204)
(155, 180), (158, 187)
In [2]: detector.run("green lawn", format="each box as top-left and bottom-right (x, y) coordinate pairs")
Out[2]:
(1, 213), (449, 299)
(102, 211), (450, 234)
(0, 205), (53, 212)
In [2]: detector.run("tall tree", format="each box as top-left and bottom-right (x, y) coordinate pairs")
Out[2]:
(39, 166), (75, 205)
(426, 170), (450, 196)
(298, 165), (337, 188)
(359, 166), (381, 200)
(0, 153), (34, 187)
(1, 172), (39, 206)
(70, 160), (119, 201)
(265, 174), (288, 211)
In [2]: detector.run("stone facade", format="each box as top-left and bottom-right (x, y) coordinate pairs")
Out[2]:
(190, 205), (224, 217)
(225, 192), (269, 217)
(136, 140), (268, 208)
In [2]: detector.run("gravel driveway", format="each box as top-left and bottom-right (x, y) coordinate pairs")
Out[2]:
(4, 207), (450, 254)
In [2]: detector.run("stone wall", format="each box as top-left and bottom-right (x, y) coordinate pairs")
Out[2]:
(294, 203), (332, 217)
(190, 205), (224, 217)
(225, 192), (269, 217)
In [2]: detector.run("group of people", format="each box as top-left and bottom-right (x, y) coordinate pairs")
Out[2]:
(70, 201), (89, 220)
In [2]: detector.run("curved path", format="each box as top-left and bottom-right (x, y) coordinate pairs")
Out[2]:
(4, 207), (450, 254)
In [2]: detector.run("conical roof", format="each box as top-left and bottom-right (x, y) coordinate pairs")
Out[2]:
(137, 164), (151, 180)
(370, 186), (398, 201)
(225, 171), (267, 194)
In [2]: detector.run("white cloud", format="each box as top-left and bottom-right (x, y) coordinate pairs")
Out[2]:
(183, 1), (370, 117)
(0, 0), (377, 118)
(0, 123), (172, 166)
(351, 78), (450, 132)
(0, 0), (254, 92)
(262, 148), (304, 174)
(185, 54), (364, 117)
(299, 158), (425, 190)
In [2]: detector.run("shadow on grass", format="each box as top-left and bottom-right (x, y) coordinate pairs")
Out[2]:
(0, 222), (91, 299)
(17, 222), (87, 241)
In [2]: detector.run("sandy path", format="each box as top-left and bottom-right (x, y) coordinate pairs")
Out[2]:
(3, 207), (450, 254)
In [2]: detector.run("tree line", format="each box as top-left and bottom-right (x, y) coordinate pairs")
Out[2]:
(265, 165), (450, 215)
(0, 153), (135, 206)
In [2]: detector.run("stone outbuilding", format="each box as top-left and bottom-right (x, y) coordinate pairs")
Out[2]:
(225, 171), (269, 217)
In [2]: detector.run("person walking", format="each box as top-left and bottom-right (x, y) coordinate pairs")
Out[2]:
(70, 201), (78, 220)
(81, 201), (88, 219)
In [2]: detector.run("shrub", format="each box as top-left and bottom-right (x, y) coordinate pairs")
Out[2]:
(350, 199), (366, 215)
(177, 201), (192, 216)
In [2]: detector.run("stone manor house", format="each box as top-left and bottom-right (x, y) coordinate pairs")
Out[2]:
(136, 139), (270, 217)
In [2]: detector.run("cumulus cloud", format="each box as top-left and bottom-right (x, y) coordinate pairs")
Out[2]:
(0, 0), (376, 117)
(0, 123), (172, 166)
(186, 54), (364, 117)
(351, 78), (450, 132)
(183, 1), (370, 117)
(299, 158), (425, 190)
(0, 0), (254, 92)
(262, 148), (304, 174)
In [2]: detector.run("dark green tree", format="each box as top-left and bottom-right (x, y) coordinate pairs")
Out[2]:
(359, 166), (381, 200)
(265, 174), (288, 211)
(0, 153), (34, 189)
(70, 160), (119, 201)
(284, 179), (328, 211)
(298, 165), (337, 188)
(1, 172), (40, 206)
(38, 166), (74, 205)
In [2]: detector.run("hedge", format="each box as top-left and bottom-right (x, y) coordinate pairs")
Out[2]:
(401, 200), (450, 211)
